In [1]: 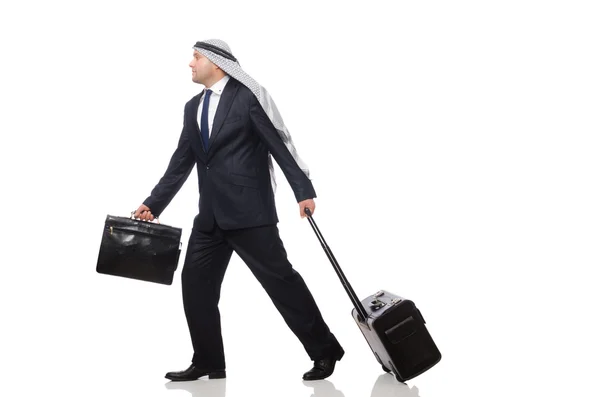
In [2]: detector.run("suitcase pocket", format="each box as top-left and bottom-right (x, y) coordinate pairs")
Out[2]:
(385, 316), (417, 344)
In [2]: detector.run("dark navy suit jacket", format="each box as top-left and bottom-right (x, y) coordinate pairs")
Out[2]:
(143, 77), (316, 231)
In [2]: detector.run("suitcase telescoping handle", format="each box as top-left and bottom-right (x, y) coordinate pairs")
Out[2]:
(304, 207), (369, 323)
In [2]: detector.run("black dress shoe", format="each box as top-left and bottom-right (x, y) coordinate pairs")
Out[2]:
(302, 358), (337, 381)
(165, 364), (226, 381)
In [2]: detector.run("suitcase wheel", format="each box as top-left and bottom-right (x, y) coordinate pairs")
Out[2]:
(395, 374), (406, 384)
(382, 365), (391, 373)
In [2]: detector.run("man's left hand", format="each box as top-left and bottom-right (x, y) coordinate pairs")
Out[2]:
(299, 199), (316, 218)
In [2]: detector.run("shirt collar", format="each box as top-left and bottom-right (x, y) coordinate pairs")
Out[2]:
(205, 74), (230, 96)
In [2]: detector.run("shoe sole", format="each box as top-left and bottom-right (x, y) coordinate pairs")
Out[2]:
(303, 375), (332, 381)
(165, 371), (226, 381)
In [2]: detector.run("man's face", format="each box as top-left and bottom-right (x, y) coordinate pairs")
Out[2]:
(189, 50), (215, 84)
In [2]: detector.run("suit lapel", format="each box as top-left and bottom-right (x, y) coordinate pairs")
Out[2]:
(208, 78), (239, 154)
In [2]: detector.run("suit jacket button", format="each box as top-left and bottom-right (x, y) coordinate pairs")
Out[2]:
(206, 166), (210, 170)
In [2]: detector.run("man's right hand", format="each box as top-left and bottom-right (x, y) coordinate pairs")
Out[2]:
(134, 204), (155, 221)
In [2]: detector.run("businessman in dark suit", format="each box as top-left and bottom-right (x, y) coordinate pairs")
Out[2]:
(134, 40), (344, 381)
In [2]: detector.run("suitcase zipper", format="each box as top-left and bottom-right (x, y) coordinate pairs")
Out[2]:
(108, 226), (181, 247)
(109, 225), (166, 236)
(110, 226), (156, 236)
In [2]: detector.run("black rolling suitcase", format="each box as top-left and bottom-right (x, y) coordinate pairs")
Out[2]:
(304, 208), (441, 382)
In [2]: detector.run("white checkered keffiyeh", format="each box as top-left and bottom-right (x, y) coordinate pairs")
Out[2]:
(193, 39), (311, 194)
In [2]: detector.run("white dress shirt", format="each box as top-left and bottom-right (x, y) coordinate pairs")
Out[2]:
(197, 74), (231, 137)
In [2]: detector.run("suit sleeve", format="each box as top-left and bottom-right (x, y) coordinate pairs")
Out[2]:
(249, 94), (316, 202)
(142, 121), (196, 217)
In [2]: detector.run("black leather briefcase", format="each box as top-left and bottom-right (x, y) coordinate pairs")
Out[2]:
(96, 214), (183, 285)
(304, 208), (441, 383)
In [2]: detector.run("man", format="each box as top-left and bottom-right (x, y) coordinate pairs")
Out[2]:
(134, 39), (344, 381)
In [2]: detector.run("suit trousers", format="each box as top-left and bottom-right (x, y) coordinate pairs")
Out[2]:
(181, 220), (344, 370)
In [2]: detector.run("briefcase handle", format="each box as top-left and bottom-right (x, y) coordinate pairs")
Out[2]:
(130, 210), (161, 224)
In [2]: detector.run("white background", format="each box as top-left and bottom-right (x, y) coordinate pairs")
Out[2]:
(1, 1), (599, 396)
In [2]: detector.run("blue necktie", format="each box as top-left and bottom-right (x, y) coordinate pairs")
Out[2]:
(200, 89), (212, 151)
